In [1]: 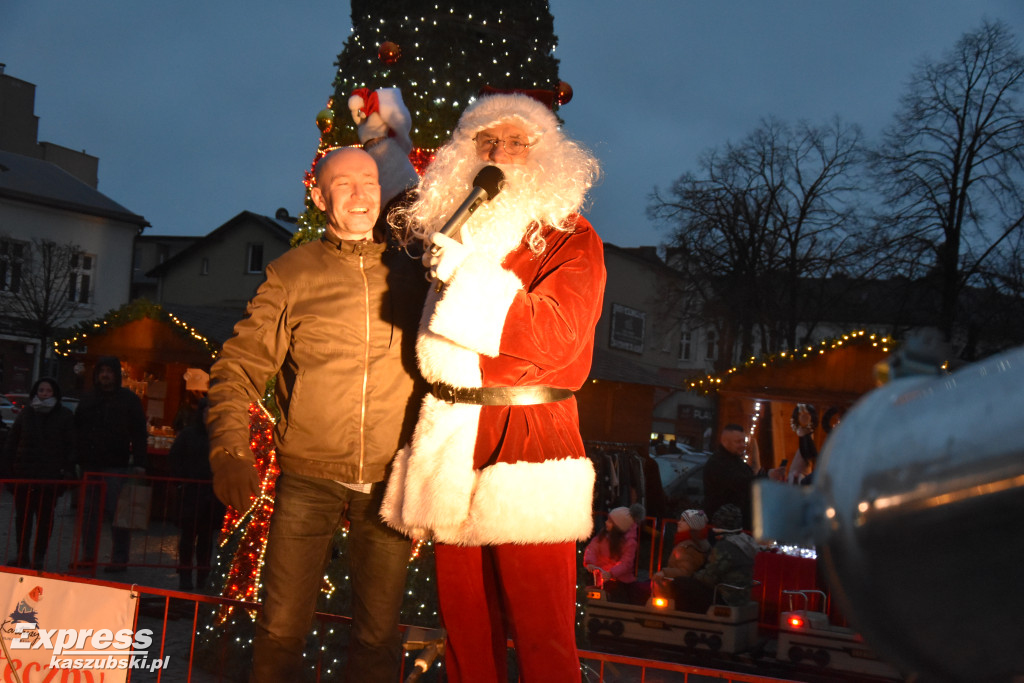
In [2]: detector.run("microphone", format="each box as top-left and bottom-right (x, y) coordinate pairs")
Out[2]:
(429, 165), (505, 254)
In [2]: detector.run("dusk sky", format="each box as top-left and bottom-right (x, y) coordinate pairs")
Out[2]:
(4, 1), (1024, 249)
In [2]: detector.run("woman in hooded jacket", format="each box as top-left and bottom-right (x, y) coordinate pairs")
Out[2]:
(3, 377), (75, 569)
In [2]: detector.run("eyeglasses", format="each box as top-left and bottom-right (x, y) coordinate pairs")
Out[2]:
(473, 135), (532, 156)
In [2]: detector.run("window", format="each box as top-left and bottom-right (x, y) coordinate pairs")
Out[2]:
(705, 329), (719, 361)
(247, 243), (264, 273)
(68, 252), (94, 304)
(609, 303), (645, 353)
(679, 330), (692, 361)
(200, 257), (209, 276)
(0, 239), (25, 293)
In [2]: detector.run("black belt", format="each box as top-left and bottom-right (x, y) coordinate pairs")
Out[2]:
(431, 382), (572, 406)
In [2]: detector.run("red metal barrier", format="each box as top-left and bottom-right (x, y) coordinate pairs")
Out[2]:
(0, 567), (798, 682)
(0, 474), (223, 581)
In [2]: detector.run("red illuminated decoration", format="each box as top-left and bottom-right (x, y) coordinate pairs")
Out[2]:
(556, 80), (573, 105)
(216, 402), (280, 622)
(788, 614), (806, 628)
(378, 41), (401, 65)
(409, 147), (437, 176)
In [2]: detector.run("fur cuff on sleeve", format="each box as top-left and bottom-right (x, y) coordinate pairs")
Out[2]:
(429, 254), (522, 357)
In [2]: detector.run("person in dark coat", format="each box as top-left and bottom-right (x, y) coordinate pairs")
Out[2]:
(3, 377), (75, 569)
(702, 423), (762, 529)
(73, 356), (148, 572)
(169, 397), (224, 591)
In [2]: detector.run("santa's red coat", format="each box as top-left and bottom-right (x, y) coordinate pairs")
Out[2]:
(383, 215), (606, 545)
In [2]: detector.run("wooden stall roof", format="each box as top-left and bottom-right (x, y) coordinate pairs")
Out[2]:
(55, 299), (220, 368)
(77, 316), (215, 367)
(706, 333), (898, 407)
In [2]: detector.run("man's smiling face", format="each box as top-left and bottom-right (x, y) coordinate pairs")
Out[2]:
(311, 147), (381, 241)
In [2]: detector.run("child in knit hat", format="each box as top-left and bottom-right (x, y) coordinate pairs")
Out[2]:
(656, 509), (711, 581)
(583, 506), (643, 601)
(665, 504), (758, 612)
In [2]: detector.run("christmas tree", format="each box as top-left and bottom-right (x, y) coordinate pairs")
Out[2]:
(198, 3), (569, 680)
(292, 0), (570, 244)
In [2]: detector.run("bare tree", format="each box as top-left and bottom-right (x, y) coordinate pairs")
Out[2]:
(0, 236), (84, 374)
(870, 20), (1024, 353)
(649, 116), (867, 370)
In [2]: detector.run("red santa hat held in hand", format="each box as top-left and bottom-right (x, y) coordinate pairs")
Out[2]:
(347, 87), (418, 204)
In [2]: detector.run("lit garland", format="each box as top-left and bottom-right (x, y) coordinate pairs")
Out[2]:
(745, 400), (761, 465)
(215, 401), (280, 623)
(52, 298), (219, 359)
(686, 330), (897, 395)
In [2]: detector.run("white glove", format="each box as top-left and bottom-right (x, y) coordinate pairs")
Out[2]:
(425, 230), (474, 284)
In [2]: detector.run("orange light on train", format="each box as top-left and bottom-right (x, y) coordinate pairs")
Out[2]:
(652, 597), (669, 609)
(788, 615), (805, 628)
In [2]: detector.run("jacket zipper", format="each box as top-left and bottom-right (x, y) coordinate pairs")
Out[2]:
(358, 247), (370, 482)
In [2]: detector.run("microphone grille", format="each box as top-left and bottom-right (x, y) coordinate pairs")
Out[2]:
(472, 165), (506, 200)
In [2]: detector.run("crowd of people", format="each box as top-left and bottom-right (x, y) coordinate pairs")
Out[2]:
(1, 358), (222, 586)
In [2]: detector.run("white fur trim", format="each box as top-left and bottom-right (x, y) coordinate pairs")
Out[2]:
(456, 93), (559, 141)
(386, 394), (481, 534)
(364, 137), (418, 205)
(440, 456), (596, 545)
(416, 286), (484, 385)
(384, 445), (596, 545)
(348, 95), (366, 124)
(374, 87), (414, 142)
(380, 445), (430, 540)
(429, 254), (521, 357)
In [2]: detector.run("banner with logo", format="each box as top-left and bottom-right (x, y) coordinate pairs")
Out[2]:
(0, 571), (160, 683)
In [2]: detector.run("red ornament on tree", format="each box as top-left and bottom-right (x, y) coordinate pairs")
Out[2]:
(556, 80), (574, 106)
(378, 41), (401, 65)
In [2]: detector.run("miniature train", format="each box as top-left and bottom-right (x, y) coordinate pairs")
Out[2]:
(583, 581), (903, 681)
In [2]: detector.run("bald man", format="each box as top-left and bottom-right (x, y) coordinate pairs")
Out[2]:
(207, 147), (428, 683)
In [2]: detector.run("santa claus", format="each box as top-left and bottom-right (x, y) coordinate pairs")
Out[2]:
(382, 90), (604, 682)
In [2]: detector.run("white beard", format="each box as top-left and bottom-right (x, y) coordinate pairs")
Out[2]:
(436, 162), (557, 262)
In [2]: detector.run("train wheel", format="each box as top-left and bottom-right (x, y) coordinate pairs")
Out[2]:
(708, 635), (722, 652)
(788, 645), (804, 663)
(684, 631), (699, 649)
(587, 617), (603, 636)
(813, 648), (830, 668)
(610, 621), (624, 637)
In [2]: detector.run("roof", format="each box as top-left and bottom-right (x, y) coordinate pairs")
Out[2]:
(590, 347), (680, 388)
(161, 303), (246, 346)
(604, 242), (683, 278)
(0, 149), (148, 227)
(146, 210), (295, 277)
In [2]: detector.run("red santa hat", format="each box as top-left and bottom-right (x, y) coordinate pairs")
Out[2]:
(455, 89), (560, 141)
(348, 88), (380, 124)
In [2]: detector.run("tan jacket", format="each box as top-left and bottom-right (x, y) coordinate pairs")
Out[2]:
(661, 538), (710, 579)
(208, 233), (426, 483)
